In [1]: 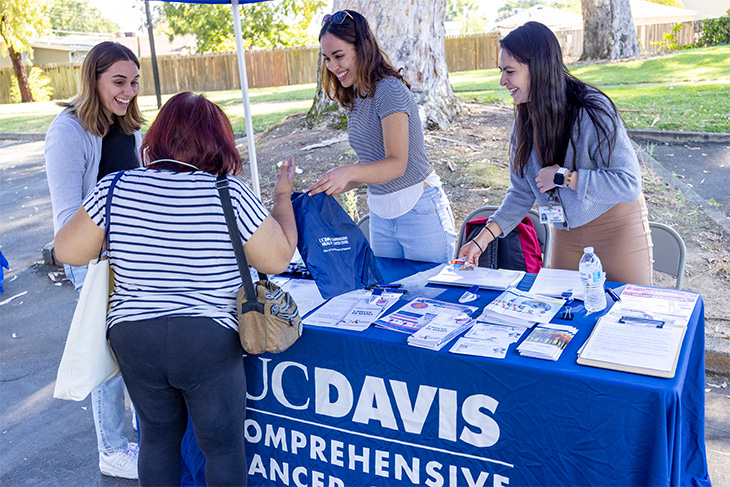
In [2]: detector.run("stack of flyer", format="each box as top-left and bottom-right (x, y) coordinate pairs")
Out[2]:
(450, 322), (529, 359)
(516, 323), (579, 361)
(407, 313), (475, 351)
(477, 288), (565, 328)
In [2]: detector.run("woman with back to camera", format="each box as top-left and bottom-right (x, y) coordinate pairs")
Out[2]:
(53, 92), (298, 486)
(458, 22), (652, 285)
(45, 41), (143, 479)
(309, 10), (457, 263)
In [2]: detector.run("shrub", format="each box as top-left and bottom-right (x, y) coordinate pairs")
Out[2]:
(695, 9), (730, 47)
(10, 66), (54, 103)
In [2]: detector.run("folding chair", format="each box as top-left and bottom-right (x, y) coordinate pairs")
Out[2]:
(649, 222), (686, 289)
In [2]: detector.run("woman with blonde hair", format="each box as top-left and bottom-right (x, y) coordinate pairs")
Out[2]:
(45, 41), (144, 479)
(309, 10), (456, 263)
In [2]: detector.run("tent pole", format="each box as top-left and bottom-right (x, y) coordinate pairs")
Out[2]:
(231, 0), (261, 198)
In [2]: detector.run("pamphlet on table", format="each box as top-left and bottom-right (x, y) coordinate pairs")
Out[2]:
(427, 265), (525, 291)
(450, 323), (528, 359)
(517, 323), (579, 361)
(576, 285), (698, 378)
(528, 268), (586, 302)
(477, 288), (565, 328)
(303, 289), (403, 331)
(373, 297), (477, 334)
(407, 313), (475, 351)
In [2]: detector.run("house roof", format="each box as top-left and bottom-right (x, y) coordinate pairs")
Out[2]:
(30, 32), (195, 61)
(493, 1), (697, 31)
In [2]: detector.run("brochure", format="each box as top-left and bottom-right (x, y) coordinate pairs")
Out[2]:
(516, 323), (578, 361)
(427, 265), (525, 291)
(303, 289), (402, 331)
(450, 337), (510, 359)
(373, 297), (478, 334)
(480, 288), (565, 325)
(528, 268), (585, 302)
(407, 313), (475, 351)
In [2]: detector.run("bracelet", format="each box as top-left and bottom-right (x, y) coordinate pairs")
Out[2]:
(472, 239), (484, 253)
(565, 170), (573, 188)
(484, 225), (497, 240)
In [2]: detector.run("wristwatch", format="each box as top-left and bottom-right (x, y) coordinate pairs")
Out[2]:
(553, 167), (568, 186)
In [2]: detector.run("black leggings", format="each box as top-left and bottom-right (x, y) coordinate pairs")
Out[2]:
(110, 316), (247, 487)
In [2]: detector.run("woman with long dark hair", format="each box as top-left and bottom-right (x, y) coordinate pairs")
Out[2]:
(459, 22), (652, 285)
(309, 10), (456, 263)
(54, 92), (298, 486)
(45, 41), (144, 479)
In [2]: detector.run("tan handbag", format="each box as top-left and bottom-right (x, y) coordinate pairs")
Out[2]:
(217, 176), (302, 354)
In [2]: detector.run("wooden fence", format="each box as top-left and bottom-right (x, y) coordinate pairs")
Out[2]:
(0, 21), (697, 104)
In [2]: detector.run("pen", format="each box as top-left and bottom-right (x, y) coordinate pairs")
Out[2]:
(605, 287), (621, 302)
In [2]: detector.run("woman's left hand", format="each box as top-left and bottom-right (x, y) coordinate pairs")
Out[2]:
(536, 165), (561, 193)
(308, 165), (354, 196)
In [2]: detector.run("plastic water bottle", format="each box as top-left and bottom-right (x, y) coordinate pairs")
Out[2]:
(579, 247), (607, 314)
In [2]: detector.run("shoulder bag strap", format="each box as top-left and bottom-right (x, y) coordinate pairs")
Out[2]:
(216, 175), (262, 311)
(97, 170), (126, 261)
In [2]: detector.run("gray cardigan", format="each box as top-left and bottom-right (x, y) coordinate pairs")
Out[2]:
(45, 109), (142, 234)
(491, 101), (641, 236)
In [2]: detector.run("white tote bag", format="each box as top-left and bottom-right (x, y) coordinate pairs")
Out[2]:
(53, 171), (124, 401)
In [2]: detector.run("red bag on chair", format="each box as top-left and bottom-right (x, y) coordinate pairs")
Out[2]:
(465, 217), (543, 273)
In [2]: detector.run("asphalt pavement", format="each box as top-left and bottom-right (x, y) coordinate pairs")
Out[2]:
(1, 136), (729, 486)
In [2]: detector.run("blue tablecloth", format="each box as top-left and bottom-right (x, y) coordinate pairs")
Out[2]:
(192, 258), (711, 486)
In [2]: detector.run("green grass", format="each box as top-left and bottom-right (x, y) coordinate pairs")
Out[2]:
(0, 83), (317, 134)
(604, 82), (730, 132)
(1, 46), (727, 134)
(448, 45), (730, 133)
(570, 45), (730, 85)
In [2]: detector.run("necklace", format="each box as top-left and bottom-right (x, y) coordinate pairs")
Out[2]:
(147, 158), (201, 171)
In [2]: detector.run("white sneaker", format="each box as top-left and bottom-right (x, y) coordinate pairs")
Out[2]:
(99, 443), (138, 479)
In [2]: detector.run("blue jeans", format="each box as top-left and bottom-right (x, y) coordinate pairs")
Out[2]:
(369, 186), (456, 263)
(64, 264), (130, 453)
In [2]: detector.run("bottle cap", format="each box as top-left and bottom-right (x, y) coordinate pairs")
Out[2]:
(584, 246), (594, 253)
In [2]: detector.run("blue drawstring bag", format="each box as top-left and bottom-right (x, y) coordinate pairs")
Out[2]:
(291, 192), (382, 299)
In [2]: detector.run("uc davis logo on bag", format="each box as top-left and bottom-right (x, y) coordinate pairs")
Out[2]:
(318, 236), (351, 253)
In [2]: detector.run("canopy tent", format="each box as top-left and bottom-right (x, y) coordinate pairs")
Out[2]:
(149, 0), (271, 198)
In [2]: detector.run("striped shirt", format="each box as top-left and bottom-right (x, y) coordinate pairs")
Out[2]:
(348, 78), (433, 196)
(83, 168), (268, 331)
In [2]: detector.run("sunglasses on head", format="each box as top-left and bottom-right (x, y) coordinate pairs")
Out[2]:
(322, 10), (354, 26)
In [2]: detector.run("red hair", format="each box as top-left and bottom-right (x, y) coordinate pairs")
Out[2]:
(142, 92), (242, 176)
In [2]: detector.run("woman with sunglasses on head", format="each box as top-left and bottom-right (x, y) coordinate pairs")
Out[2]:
(309, 10), (457, 263)
(458, 22), (652, 285)
(45, 41), (143, 480)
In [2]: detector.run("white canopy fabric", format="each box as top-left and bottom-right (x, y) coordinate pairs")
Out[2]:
(149, 0), (271, 198)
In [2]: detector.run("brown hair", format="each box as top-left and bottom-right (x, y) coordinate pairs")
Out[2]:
(142, 92), (242, 176)
(59, 41), (144, 137)
(319, 10), (409, 111)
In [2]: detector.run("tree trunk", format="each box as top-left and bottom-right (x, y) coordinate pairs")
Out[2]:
(8, 46), (33, 103)
(581, 0), (640, 60)
(307, 0), (461, 130)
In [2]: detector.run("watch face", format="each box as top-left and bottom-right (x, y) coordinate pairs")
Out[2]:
(553, 171), (565, 186)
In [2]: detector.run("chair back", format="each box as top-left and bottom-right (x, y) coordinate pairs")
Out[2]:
(455, 206), (551, 267)
(649, 222), (686, 289)
(356, 215), (371, 245)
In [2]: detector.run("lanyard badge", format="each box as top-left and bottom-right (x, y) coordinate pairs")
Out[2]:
(538, 192), (565, 223)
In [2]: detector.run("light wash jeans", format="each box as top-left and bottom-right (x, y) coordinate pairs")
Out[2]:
(368, 185), (457, 263)
(64, 264), (130, 453)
